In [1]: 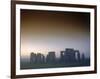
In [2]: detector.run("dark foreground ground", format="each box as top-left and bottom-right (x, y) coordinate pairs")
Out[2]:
(20, 59), (90, 69)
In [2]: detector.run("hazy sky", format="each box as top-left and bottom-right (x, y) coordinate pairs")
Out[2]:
(20, 9), (90, 58)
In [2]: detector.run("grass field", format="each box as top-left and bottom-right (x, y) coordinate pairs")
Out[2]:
(20, 59), (90, 69)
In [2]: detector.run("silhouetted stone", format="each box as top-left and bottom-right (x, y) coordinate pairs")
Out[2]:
(46, 51), (56, 64)
(41, 54), (45, 63)
(64, 48), (76, 63)
(30, 52), (37, 64)
(81, 53), (85, 65)
(60, 51), (65, 63)
(37, 53), (45, 63)
(81, 53), (85, 60)
(75, 50), (81, 62)
(27, 48), (89, 69)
